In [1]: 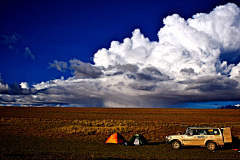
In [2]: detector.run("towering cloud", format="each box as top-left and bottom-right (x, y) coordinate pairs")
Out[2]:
(2, 3), (240, 107)
(94, 3), (240, 79)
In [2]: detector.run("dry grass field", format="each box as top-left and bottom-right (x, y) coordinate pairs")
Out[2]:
(0, 107), (240, 159)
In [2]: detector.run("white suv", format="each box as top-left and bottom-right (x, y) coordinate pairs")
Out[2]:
(165, 126), (232, 150)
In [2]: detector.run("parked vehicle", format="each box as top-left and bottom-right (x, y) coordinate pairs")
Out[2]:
(165, 126), (232, 150)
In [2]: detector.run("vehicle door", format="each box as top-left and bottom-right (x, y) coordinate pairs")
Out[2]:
(182, 129), (206, 146)
(206, 129), (223, 145)
(223, 127), (232, 143)
(191, 129), (206, 145)
(181, 129), (195, 145)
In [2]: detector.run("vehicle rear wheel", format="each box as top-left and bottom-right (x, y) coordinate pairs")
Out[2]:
(206, 142), (216, 151)
(171, 141), (181, 150)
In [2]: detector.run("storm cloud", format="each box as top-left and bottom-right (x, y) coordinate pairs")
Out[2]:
(1, 3), (240, 107)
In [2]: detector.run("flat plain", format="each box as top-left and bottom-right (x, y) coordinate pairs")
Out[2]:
(0, 107), (240, 159)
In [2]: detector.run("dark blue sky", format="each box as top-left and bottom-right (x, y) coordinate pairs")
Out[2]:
(1, 0), (239, 84)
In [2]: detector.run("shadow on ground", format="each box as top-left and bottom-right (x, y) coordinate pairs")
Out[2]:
(146, 142), (165, 145)
(220, 136), (240, 150)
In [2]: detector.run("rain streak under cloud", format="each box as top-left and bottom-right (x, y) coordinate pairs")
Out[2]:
(1, 3), (240, 108)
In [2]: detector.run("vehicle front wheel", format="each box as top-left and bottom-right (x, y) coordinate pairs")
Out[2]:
(171, 141), (181, 150)
(206, 142), (216, 151)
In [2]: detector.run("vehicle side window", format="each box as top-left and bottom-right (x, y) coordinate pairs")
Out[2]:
(207, 129), (220, 135)
(188, 130), (193, 135)
(198, 129), (207, 135)
(213, 129), (220, 135)
(192, 129), (199, 135)
(188, 129), (199, 135)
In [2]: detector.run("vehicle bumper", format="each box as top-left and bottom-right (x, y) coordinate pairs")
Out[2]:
(165, 138), (171, 144)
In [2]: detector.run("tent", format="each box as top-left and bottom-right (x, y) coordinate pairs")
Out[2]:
(125, 134), (148, 146)
(105, 133), (126, 144)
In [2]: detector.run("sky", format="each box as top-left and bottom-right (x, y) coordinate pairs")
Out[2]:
(1, 0), (240, 108)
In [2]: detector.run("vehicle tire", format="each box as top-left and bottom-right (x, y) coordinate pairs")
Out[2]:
(206, 142), (216, 151)
(171, 141), (181, 150)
